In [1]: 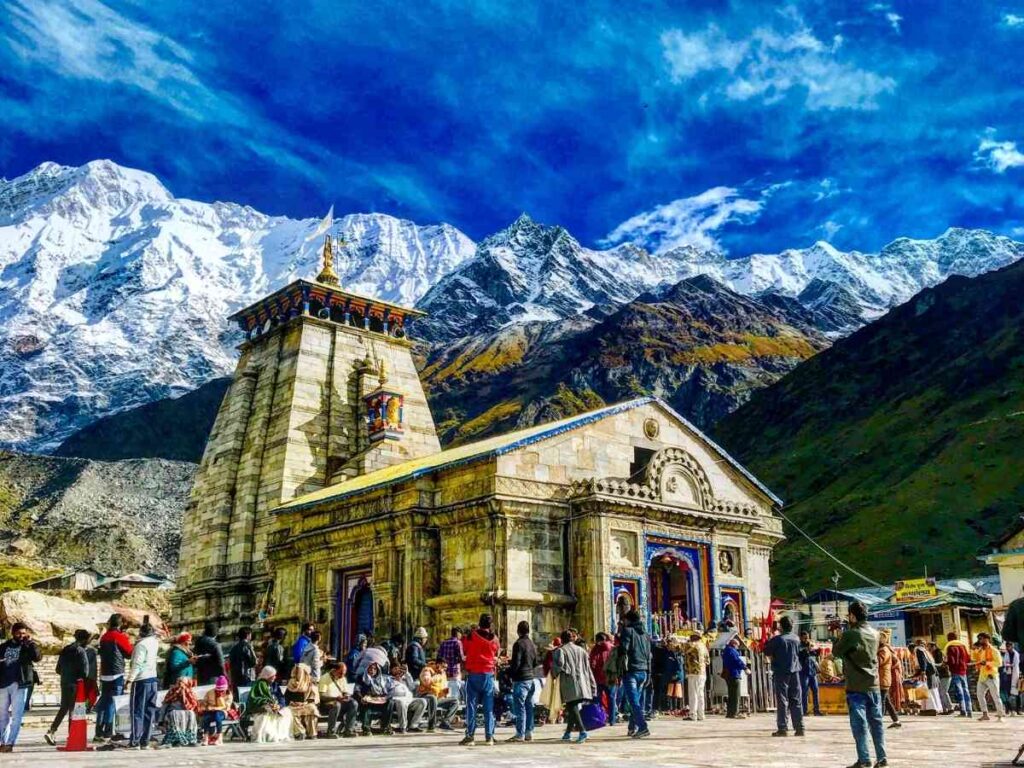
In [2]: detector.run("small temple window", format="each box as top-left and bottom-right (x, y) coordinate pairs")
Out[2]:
(629, 447), (656, 483)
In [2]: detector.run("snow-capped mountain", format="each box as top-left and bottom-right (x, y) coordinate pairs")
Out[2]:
(0, 160), (475, 451)
(417, 213), (715, 343)
(420, 219), (1024, 343)
(3, 158), (1023, 454)
(661, 230), (1024, 319)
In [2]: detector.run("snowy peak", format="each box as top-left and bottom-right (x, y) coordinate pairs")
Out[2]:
(0, 160), (475, 452)
(0, 160), (171, 225)
(417, 215), (714, 343)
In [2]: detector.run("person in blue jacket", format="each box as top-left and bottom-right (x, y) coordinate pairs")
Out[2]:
(722, 635), (747, 719)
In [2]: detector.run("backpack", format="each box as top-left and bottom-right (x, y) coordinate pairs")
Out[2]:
(604, 646), (628, 684)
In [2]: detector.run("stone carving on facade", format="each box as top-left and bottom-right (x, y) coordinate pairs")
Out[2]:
(609, 529), (639, 567)
(568, 447), (762, 523)
(718, 546), (741, 576)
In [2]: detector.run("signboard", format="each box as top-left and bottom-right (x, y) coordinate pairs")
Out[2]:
(893, 577), (937, 603)
(871, 609), (907, 648)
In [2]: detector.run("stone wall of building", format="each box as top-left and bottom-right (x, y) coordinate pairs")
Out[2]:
(175, 312), (439, 632)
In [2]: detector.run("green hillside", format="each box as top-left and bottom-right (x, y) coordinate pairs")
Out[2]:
(714, 260), (1024, 596)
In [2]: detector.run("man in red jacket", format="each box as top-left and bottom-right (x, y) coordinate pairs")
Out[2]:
(460, 613), (500, 746)
(944, 632), (971, 717)
(95, 614), (134, 742)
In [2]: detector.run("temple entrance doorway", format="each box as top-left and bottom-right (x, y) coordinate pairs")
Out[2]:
(648, 551), (693, 636)
(332, 568), (373, 657)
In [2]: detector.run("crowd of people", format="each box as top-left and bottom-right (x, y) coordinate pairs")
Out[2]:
(0, 603), (1016, 763)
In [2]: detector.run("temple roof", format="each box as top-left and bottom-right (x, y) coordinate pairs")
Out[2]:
(228, 278), (426, 331)
(274, 396), (783, 514)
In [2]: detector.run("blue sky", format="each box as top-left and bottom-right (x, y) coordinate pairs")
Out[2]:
(2, 0), (1024, 254)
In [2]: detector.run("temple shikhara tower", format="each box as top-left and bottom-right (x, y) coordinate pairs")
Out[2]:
(175, 238), (785, 651)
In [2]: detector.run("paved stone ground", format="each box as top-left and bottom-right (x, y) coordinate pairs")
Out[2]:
(10, 714), (1020, 767)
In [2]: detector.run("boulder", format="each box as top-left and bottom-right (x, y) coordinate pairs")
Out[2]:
(0, 590), (167, 653)
(5, 538), (38, 557)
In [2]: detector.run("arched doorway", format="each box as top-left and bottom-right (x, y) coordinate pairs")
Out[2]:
(648, 550), (694, 635)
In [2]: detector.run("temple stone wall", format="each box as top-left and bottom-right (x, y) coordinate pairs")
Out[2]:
(175, 312), (439, 632)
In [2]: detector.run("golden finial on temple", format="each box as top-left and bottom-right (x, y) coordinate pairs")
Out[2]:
(378, 358), (388, 386)
(315, 234), (340, 286)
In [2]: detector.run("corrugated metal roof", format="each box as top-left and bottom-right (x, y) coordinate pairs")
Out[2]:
(869, 590), (993, 614)
(274, 396), (783, 513)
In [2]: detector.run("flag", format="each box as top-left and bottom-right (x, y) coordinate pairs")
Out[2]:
(305, 204), (334, 242)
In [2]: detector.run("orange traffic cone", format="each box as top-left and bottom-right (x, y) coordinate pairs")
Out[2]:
(58, 680), (93, 751)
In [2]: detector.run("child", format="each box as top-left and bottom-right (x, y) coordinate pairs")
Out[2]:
(201, 676), (234, 745)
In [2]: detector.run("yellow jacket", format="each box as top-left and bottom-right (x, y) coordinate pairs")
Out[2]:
(972, 645), (1000, 680)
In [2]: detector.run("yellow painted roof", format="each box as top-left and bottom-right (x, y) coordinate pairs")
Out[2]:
(274, 398), (654, 512)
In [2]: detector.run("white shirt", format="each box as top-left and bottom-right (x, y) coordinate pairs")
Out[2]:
(129, 636), (158, 682)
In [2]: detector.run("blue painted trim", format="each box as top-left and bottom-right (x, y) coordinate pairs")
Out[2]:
(608, 574), (644, 634)
(644, 536), (705, 628)
(719, 585), (747, 629)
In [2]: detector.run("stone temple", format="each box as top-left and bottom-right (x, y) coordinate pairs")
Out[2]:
(174, 239), (785, 650)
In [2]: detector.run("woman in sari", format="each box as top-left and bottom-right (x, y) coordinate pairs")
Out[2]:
(538, 637), (563, 724)
(249, 666), (293, 743)
(285, 662), (320, 739)
(160, 677), (199, 747)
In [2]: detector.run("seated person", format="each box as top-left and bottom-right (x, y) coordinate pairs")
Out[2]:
(284, 663), (320, 740)
(249, 666), (294, 743)
(356, 662), (393, 735)
(161, 677), (200, 747)
(418, 662), (459, 731)
(200, 676), (234, 746)
(387, 663), (426, 733)
(318, 662), (359, 738)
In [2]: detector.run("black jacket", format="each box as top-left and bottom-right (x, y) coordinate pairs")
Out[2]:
(1004, 597), (1024, 645)
(193, 634), (226, 684)
(509, 636), (538, 681)
(265, 640), (290, 680)
(0, 638), (42, 688)
(617, 623), (651, 673)
(56, 642), (89, 685)
(405, 639), (427, 678)
(228, 640), (258, 686)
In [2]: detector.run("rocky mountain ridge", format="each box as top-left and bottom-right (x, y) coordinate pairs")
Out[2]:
(4, 159), (1023, 454)
(0, 160), (475, 452)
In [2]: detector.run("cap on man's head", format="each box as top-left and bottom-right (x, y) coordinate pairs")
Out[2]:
(414, 627), (428, 639)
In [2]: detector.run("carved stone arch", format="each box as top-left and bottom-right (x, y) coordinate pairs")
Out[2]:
(645, 447), (715, 509)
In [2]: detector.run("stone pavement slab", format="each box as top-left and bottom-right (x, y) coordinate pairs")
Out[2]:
(9, 713), (1019, 767)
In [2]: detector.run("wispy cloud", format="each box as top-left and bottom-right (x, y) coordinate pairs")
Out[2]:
(975, 130), (1024, 172)
(660, 9), (896, 110)
(602, 186), (775, 253)
(1003, 13), (1024, 28)
(870, 3), (903, 33)
(1, 0), (332, 185)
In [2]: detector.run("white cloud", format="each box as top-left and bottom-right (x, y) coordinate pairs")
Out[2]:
(819, 220), (843, 240)
(975, 131), (1024, 172)
(1012, 226), (1024, 238)
(1003, 13), (1024, 27)
(603, 186), (768, 253)
(869, 3), (903, 33)
(1, 0), (327, 184)
(660, 11), (896, 110)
